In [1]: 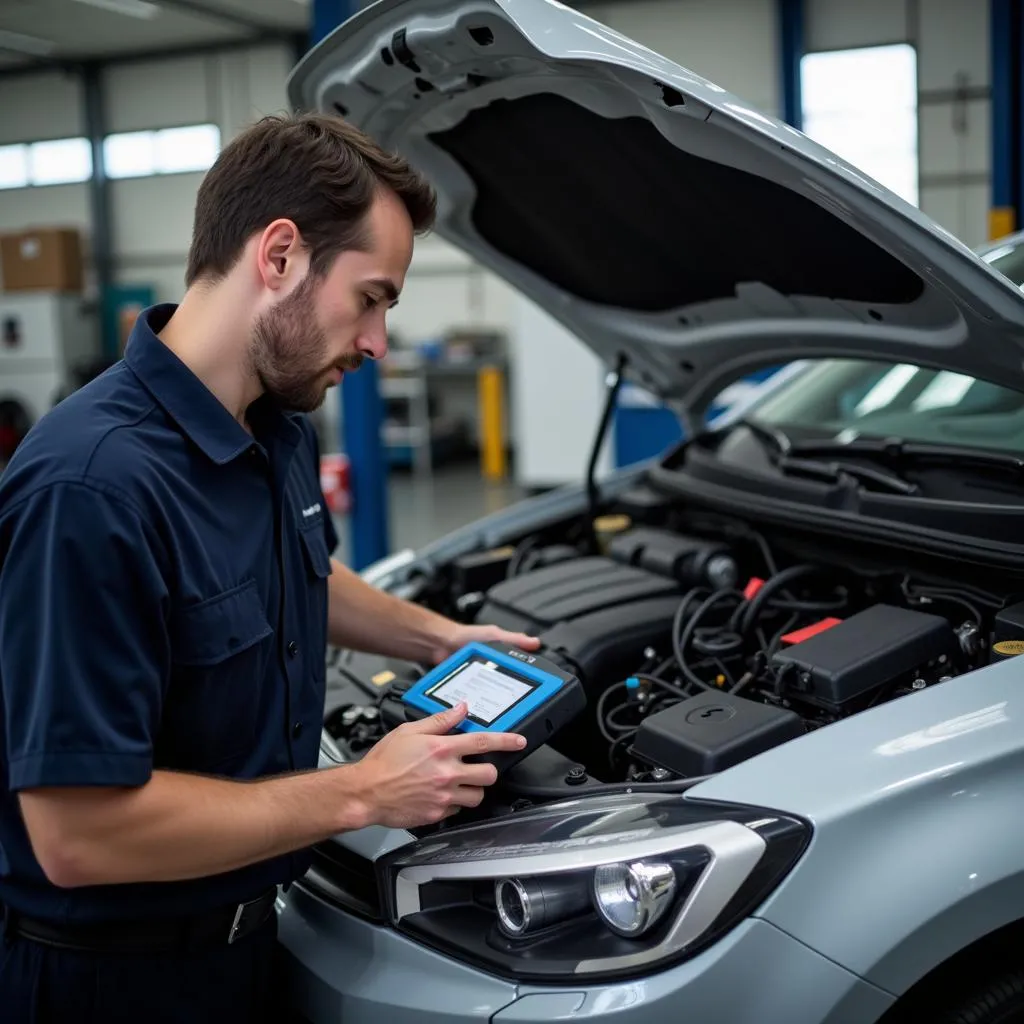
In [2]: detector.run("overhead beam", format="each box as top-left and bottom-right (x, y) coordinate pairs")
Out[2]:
(150, 0), (297, 34)
(0, 31), (305, 79)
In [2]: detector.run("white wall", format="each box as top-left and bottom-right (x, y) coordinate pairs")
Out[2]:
(588, 0), (781, 114)
(806, 0), (991, 247)
(102, 44), (296, 302)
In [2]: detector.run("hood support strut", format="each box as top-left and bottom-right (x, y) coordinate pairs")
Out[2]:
(586, 354), (628, 551)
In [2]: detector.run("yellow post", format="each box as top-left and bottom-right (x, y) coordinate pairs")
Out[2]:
(989, 207), (1016, 240)
(478, 365), (507, 481)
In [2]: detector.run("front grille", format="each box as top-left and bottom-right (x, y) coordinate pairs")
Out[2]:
(299, 842), (384, 922)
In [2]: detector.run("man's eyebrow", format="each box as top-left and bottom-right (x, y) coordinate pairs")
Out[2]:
(366, 277), (399, 302)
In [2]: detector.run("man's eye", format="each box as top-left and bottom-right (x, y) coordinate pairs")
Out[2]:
(363, 294), (379, 310)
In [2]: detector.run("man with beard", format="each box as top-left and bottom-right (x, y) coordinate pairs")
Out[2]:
(0, 113), (537, 1022)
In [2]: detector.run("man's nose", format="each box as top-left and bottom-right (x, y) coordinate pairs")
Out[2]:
(356, 327), (388, 361)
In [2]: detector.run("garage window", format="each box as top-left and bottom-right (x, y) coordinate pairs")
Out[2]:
(0, 138), (92, 189)
(103, 123), (221, 180)
(800, 43), (919, 207)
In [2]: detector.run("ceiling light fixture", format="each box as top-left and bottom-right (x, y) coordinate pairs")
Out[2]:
(71, 0), (161, 20)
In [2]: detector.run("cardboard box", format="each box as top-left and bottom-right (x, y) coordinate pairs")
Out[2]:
(0, 228), (84, 293)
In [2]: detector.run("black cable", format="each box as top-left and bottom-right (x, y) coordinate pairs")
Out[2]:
(596, 684), (624, 744)
(671, 588), (710, 674)
(902, 581), (983, 625)
(732, 564), (822, 636)
(506, 536), (538, 578)
(743, 528), (780, 578)
(606, 703), (641, 733)
(675, 589), (745, 691)
(769, 593), (848, 614)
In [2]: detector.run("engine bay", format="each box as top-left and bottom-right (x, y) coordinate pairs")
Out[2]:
(323, 493), (1024, 825)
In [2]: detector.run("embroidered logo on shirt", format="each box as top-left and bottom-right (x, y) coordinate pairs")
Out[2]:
(302, 503), (322, 518)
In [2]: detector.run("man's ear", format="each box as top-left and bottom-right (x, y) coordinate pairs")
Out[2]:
(256, 219), (306, 292)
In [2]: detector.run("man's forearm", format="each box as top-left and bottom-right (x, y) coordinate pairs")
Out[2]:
(19, 764), (371, 889)
(326, 558), (455, 663)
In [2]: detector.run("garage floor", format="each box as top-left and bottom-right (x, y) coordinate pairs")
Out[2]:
(330, 462), (527, 565)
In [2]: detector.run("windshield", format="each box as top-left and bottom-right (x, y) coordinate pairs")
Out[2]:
(745, 236), (1024, 455)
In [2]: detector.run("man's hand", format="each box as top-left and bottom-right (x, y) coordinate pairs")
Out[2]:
(427, 623), (542, 666)
(348, 703), (527, 828)
(18, 701), (526, 888)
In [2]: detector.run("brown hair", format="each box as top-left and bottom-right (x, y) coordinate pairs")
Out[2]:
(184, 112), (436, 287)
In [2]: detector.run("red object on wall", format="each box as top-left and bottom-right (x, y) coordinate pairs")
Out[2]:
(320, 453), (351, 515)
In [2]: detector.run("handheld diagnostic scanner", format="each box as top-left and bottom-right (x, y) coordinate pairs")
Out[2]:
(400, 641), (586, 774)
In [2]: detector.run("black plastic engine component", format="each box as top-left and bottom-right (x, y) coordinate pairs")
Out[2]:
(452, 545), (515, 596)
(539, 597), (684, 692)
(478, 556), (681, 634)
(771, 603), (956, 711)
(477, 557), (683, 692)
(991, 600), (1024, 661)
(608, 527), (738, 589)
(631, 692), (805, 777)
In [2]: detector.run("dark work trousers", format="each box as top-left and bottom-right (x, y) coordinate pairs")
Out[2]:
(0, 913), (287, 1023)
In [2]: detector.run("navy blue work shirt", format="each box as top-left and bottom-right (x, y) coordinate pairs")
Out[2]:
(0, 303), (338, 924)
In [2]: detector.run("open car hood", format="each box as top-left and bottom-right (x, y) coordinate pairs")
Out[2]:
(289, 0), (1024, 414)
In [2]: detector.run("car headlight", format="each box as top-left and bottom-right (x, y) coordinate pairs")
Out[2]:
(377, 791), (809, 981)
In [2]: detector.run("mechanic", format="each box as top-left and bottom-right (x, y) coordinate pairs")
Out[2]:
(0, 112), (537, 1022)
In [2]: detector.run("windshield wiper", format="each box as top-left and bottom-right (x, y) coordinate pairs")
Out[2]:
(723, 420), (919, 495)
(788, 436), (1024, 477)
(774, 453), (920, 495)
(726, 418), (793, 455)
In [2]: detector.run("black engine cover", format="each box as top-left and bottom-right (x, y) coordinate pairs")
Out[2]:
(477, 557), (683, 692)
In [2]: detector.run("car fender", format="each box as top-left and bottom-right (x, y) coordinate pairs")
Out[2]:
(686, 655), (1024, 996)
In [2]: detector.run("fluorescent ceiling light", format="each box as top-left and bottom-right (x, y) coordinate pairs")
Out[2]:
(71, 0), (161, 19)
(0, 29), (56, 56)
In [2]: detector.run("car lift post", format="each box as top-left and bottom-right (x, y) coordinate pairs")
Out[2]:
(778, 0), (804, 131)
(310, 0), (391, 572)
(990, 0), (1023, 239)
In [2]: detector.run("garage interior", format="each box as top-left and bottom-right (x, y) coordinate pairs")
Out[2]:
(5, 1), (1024, 1022)
(0, 0), (999, 569)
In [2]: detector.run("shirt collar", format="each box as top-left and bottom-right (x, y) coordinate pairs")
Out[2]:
(123, 303), (300, 465)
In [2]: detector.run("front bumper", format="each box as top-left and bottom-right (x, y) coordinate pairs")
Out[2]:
(276, 882), (894, 1023)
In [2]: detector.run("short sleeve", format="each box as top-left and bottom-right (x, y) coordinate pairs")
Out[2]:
(0, 481), (170, 791)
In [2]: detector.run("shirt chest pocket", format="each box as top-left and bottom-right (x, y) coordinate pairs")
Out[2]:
(162, 578), (274, 772)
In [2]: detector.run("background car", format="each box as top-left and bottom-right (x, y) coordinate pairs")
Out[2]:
(275, 1), (1024, 1022)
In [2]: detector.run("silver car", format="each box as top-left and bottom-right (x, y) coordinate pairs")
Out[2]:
(278, 1), (1024, 1021)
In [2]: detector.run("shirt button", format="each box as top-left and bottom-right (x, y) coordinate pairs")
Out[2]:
(292, 721), (303, 739)
(287, 640), (299, 657)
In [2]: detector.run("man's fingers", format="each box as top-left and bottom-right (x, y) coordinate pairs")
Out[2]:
(450, 785), (486, 809)
(445, 729), (526, 757)
(452, 761), (500, 788)
(405, 703), (468, 734)
(511, 633), (541, 651)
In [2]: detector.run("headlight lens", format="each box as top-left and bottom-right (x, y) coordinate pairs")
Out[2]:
(378, 791), (810, 982)
(593, 859), (676, 937)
